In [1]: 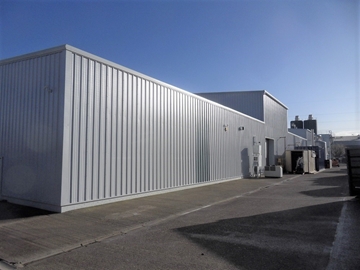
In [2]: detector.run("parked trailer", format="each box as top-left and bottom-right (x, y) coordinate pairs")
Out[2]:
(285, 150), (316, 174)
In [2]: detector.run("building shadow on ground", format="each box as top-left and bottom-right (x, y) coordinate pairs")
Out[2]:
(0, 201), (52, 221)
(176, 201), (345, 270)
(300, 173), (349, 198)
(323, 168), (347, 174)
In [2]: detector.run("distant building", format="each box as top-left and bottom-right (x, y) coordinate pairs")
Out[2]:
(318, 134), (333, 160)
(288, 128), (315, 146)
(332, 135), (360, 148)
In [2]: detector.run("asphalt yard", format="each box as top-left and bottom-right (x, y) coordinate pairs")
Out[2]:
(1, 166), (359, 269)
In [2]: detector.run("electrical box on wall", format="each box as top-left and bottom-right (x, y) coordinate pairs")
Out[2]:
(253, 144), (261, 155)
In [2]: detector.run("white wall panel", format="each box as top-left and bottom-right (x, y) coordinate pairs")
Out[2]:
(0, 49), (66, 210)
(61, 48), (266, 209)
(1, 45), (269, 212)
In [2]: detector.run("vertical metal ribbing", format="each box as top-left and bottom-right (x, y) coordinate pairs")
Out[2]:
(151, 81), (156, 191)
(156, 84), (161, 190)
(1, 52), (64, 206)
(181, 94), (186, 185)
(111, 68), (117, 197)
(78, 56), (88, 202)
(70, 54), (80, 203)
(131, 75), (136, 194)
(131, 74), (136, 194)
(1, 48), (274, 211)
(17, 61), (24, 155)
(116, 70), (123, 196)
(213, 107), (218, 181)
(14, 61), (20, 156)
(189, 95), (193, 184)
(168, 90), (172, 186)
(121, 72), (127, 195)
(141, 78), (146, 192)
(162, 86), (168, 189)
(104, 66), (111, 198)
(183, 95), (190, 185)
(148, 81), (154, 191)
(174, 91), (180, 186)
(86, 59), (94, 201)
(92, 61), (100, 200)
(126, 73), (132, 194)
(139, 78), (143, 192)
(189, 97), (194, 185)
(168, 89), (173, 188)
(131, 75), (137, 194)
(210, 106), (215, 181)
(135, 76), (141, 193)
(98, 64), (105, 199)
(179, 91), (183, 185)
(205, 102), (210, 182)
(175, 89), (180, 186)
(143, 80), (149, 192)
(159, 85), (164, 189)
(11, 62), (17, 155)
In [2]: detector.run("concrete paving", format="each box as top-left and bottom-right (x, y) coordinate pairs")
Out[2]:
(0, 174), (301, 269)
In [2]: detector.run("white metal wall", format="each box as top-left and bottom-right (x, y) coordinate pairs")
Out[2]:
(196, 91), (265, 121)
(60, 48), (265, 209)
(0, 50), (66, 209)
(196, 91), (290, 165)
(0, 45), (268, 212)
(263, 93), (288, 140)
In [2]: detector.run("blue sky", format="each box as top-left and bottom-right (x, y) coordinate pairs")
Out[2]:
(1, 0), (359, 135)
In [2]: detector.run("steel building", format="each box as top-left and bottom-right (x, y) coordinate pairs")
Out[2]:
(196, 91), (291, 166)
(1, 45), (296, 212)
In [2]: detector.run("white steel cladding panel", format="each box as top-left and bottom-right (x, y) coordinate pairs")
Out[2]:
(61, 50), (266, 207)
(0, 51), (65, 209)
(196, 91), (265, 121)
(264, 94), (288, 139)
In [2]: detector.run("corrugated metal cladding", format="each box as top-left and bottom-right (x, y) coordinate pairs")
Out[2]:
(60, 49), (265, 210)
(263, 93), (288, 139)
(286, 132), (307, 150)
(196, 91), (289, 140)
(196, 91), (265, 121)
(0, 50), (66, 207)
(1, 45), (276, 212)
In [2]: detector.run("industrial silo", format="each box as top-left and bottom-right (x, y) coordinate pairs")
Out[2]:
(290, 115), (304, 129)
(304, 114), (317, 134)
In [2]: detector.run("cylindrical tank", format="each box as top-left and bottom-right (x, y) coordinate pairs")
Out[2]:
(304, 114), (317, 134)
(290, 115), (304, 129)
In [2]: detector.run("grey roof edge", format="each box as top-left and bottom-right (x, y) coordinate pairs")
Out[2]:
(0, 44), (265, 124)
(287, 131), (307, 140)
(196, 90), (288, 110)
(263, 90), (288, 110)
(63, 45), (264, 124)
(288, 128), (313, 135)
(197, 90), (265, 95)
(0, 44), (68, 65)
